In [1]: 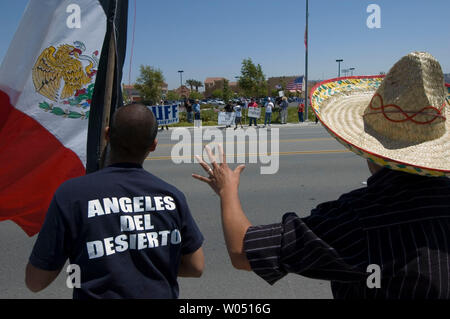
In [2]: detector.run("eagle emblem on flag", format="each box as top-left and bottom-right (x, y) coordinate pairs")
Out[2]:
(32, 41), (99, 119)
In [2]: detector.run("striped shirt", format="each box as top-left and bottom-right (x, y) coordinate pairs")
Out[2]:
(244, 168), (450, 299)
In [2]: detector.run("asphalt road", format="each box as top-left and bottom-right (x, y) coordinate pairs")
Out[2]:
(0, 123), (372, 299)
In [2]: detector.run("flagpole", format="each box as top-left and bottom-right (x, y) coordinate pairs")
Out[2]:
(99, 30), (117, 169)
(304, 0), (309, 121)
(86, 0), (128, 173)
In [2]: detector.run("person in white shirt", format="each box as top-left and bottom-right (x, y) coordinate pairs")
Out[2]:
(234, 103), (244, 130)
(264, 98), (274, 127)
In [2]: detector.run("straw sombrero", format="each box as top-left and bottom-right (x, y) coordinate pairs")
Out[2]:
(311, 52), (450, 177)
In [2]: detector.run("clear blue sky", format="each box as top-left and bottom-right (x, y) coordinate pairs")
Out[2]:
(1, 0), (449, 90)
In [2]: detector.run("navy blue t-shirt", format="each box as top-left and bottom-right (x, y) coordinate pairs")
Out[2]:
(29, 163), (204, 299)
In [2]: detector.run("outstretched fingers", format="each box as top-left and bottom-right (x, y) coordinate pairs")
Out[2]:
(205, 146), (220, 170)
(192, 174), (212, 184)
(218, 144), (228, 168)
(234, 164), (246, 176)
(195, 155), (214, 176)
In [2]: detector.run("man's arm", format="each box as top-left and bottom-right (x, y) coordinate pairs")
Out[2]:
(219, 187), (252, 270)
(178, 247), (205, 277)
(192, 145), (252, 271)
(25, 263), (62, 293)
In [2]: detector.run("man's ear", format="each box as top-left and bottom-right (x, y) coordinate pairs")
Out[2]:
(149, 139), (158, 152)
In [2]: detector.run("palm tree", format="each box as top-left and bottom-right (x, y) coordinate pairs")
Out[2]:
(186, 79), (196, 92)
(193, 80), (204, 92)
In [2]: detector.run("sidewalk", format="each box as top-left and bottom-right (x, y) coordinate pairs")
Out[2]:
(161, 121), (320, 131)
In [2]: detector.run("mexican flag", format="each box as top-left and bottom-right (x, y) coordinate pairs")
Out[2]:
(0, 0), (128, 236)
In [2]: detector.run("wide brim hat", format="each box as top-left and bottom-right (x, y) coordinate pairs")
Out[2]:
(310, 52), (450, 177)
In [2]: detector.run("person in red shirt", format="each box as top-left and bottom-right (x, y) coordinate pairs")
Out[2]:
(298, 102), (305, 123)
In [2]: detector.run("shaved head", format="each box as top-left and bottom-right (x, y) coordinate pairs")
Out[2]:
(109, 103), (158, 160)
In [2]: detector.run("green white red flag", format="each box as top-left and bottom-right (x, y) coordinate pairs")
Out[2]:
(0, 0), (128, 236)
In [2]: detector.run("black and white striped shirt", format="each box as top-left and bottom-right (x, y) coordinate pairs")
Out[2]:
(244, 168), (450, 299)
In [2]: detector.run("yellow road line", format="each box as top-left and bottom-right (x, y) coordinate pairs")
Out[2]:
(156, 137), (333, 147)
(145, 149), (350, 161)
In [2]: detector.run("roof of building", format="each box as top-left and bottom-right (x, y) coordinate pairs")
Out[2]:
(205, 77), (226, 83)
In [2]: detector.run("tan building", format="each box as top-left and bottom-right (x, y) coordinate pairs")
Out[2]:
(204, 77), (226, 90)
(175, 85), (191, 98)
(204, 77), (226, 98)
(229, 81), (240, 94)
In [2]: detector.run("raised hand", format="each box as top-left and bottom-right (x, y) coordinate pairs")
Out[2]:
(192, 145), (245, 197)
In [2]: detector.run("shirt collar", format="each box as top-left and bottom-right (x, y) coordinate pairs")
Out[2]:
(108, 163), (143, 169)
(366, 167), (427, 187)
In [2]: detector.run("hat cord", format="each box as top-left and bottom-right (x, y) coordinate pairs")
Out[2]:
(365, 93), (446, 125)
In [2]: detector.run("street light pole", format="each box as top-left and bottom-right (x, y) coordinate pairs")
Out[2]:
(350, 67), (355, 76)
(336, 59), (343, 77)
(178, 70), (184, 88)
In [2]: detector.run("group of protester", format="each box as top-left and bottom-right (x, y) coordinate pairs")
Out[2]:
(218, 96), (311, 129)
(182, 98), (201, 128)
(25, 52), (450, 300)
(161, 96), (312, 130)
(228, 96), (319, 128)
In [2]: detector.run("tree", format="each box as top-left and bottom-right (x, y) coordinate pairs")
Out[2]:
(211, 89), (223, 99)
(185, 79), (204, 93)
(186, 79), (196, 92)
(166, 90), (180, 101)
(193, 80), (204, 92)
(122, 87), (130, 104)
(222, 79), (232, 103)
(286, 91), (298, 98)
(134, 65), (165, 105)
(189, 91), (203, 100)
(238, 58), (267, 98)
(279, 78), (288, 91)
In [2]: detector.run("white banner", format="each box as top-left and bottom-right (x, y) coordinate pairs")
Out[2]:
(218, 112), (236, 125)
(149, 104), (180, 125)
(247, 107), (261, 119)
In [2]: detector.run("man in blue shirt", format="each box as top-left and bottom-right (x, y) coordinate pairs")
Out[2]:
(25, 103), (204, 299)
(193, 99), (201, 128)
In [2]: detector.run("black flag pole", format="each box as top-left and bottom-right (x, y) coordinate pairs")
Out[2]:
(98, 32), (116, 169)
(86, 0), (128, 173)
